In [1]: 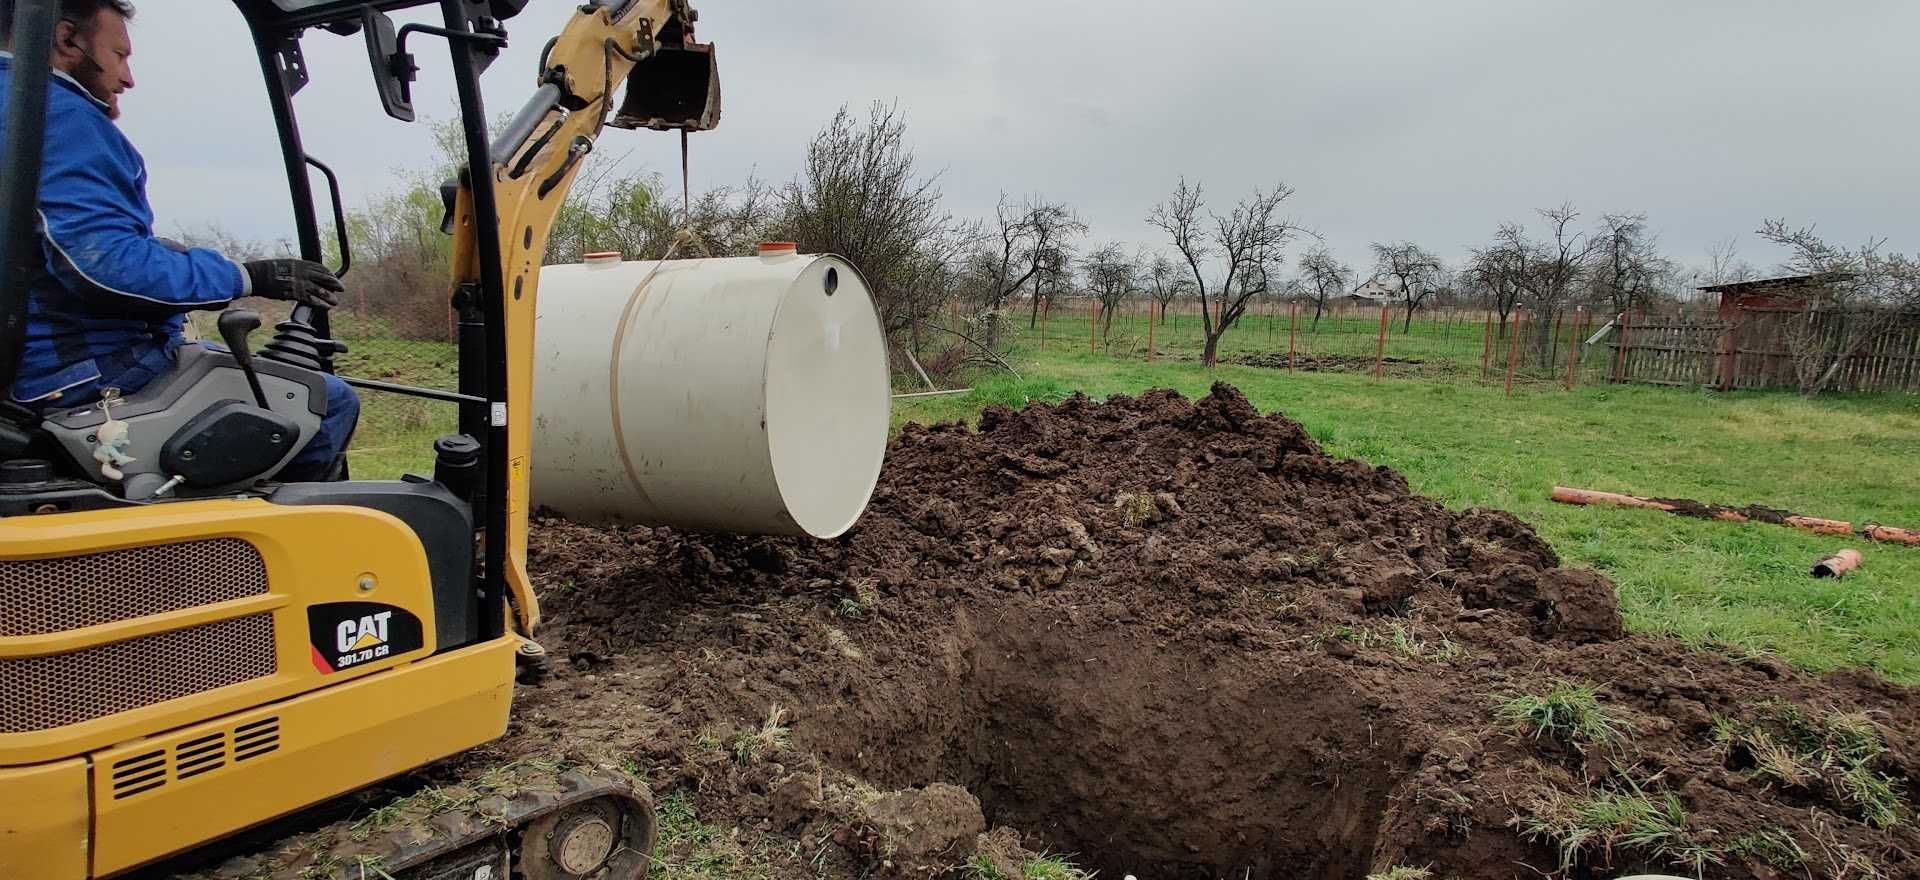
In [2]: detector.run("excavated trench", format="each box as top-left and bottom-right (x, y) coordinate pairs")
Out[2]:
(806, 610), (1416, 879)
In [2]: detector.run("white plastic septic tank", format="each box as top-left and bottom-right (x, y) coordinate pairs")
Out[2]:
(531, 245), (890, 538)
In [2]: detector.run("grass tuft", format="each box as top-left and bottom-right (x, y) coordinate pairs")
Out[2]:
(1113, 490), (1156, 527)
(1314, 620), (1461, 662)
(649, 790), (775, 879)
(1366, 867), (1432, 880)
(731, 705), (791, 766)
(1495, 680), (1632, 746)
(964, 855), (1010, 880)
(1714, 705), (1905, 828)
(1840, 766), (1904, 829)
(1386, 620), (1462, 662)
(836, 577), (880, 619)
(1518, 776), (1717, 874)
(1729, 829), (1809, 871)
(1019, 853), (1096, 880)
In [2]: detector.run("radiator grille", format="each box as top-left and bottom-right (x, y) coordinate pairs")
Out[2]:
(0, 614), (277, 733)
(0, 539), (269, 636)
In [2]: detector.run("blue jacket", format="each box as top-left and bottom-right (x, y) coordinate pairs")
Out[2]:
(0, 53), (249, 406)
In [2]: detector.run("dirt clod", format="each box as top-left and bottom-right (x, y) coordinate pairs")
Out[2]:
(853, 783), (988, 877)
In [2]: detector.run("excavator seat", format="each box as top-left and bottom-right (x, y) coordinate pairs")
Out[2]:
(37, 343), (326, 500)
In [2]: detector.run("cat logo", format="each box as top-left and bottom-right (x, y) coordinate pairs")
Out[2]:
(307, 602), (424, 674)
(337, 611), (393, 653)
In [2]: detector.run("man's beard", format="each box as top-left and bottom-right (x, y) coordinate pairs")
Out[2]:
(79, 73), (119, 119)
(70, 49), (121, 119)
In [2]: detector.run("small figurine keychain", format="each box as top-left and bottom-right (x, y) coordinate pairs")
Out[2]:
(92, 388), (136, 481)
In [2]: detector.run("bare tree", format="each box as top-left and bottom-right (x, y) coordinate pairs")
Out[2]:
(777, 102), (964, 342)
(1148, 177), (1303, 366)
(172, 223), (289, 262)
(986, 194), (1033, 314)
(1466, 232), (1529, 338)
(1145, 253), (1186, 324)
(1033, 242), (1075, 324)
(1080, 242), (1138, 341)
(1703, 235), (1757, 287)
(1591, 213), (1672, 314)
(1297, 248), (1351, 330)
(1370, 241), (1443, 334)
(1758, 220), (1919, 397)
(547, 170), (778, 265)
(1499, 204), (1599, 366)
(977, 195), (1086, 327)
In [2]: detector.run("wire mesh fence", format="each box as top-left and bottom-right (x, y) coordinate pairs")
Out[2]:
(187, 286), (463, 478)
(989, 299), (1634, 391)
(185, 292), (459, 391)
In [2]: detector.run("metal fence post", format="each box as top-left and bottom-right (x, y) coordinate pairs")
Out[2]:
(1374, 305), (1389, 382)
(1506, 310), (1525, 397)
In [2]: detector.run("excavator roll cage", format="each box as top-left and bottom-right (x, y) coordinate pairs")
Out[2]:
(0, 0), (534, 644)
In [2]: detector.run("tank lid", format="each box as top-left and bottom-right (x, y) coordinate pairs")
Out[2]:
(583, 251), (623, 265)
(758, 241), (798, 256)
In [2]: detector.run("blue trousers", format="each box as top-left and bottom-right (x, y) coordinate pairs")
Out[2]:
(281, 372), (360, 480)
(80, 341), (360, 482)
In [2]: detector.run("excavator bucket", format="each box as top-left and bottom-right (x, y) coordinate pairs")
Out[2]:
(612, 41), (721, 132)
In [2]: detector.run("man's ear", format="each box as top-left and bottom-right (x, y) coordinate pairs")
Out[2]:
(50, 19), (77, 57)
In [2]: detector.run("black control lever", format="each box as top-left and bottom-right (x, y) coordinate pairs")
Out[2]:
(217, 310), (272, 410)
(263, 304), (348, 374)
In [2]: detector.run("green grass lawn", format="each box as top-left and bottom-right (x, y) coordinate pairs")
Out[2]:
(335, 340), (460, 479)
(1020, 305), (1576, 378)
(898, 339), (1920, 684)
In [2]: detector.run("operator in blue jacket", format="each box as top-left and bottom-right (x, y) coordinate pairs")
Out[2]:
(1, 0), (358, 481)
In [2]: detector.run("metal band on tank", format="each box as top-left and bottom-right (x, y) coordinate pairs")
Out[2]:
(604, 257), (673, 518)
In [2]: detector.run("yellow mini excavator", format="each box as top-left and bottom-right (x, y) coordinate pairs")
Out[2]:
(0, 1), (730, 877)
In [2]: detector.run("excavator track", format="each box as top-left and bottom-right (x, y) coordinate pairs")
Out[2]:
(181, 761), (655, 880)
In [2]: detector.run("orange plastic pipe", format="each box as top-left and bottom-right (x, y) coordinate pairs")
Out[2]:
(1812, 549), (1863, 578)
(1550, 487), (1856, 537)
(1785, 516), (1856, 537)
(1864, 525), (1920, 545)
(1550, 487), (1675, 511)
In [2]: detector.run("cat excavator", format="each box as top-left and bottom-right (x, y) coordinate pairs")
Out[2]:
(0, 1), (762, 877)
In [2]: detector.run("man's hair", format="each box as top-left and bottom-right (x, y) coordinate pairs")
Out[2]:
(0, 0), (135, 47)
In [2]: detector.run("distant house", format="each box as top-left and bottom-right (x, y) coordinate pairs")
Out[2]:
(1336, 278), (1396, 307)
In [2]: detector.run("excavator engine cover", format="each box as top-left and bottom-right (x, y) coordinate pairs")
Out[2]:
(612, 41), (721, 132)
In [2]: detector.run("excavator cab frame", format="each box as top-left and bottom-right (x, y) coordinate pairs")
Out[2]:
(0, 1), (719, 876)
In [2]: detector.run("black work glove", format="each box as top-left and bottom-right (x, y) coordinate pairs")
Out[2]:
(244, 259), (344, 309)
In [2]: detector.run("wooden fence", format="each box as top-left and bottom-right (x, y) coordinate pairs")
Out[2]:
(1612, 307), (1920, 392)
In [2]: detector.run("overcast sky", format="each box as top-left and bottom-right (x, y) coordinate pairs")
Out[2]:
(121, 0), (1917, 280)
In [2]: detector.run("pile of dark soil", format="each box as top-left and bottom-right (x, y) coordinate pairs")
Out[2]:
(1232, 352), (1450, 378)
(472, 384), (1915, 879)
